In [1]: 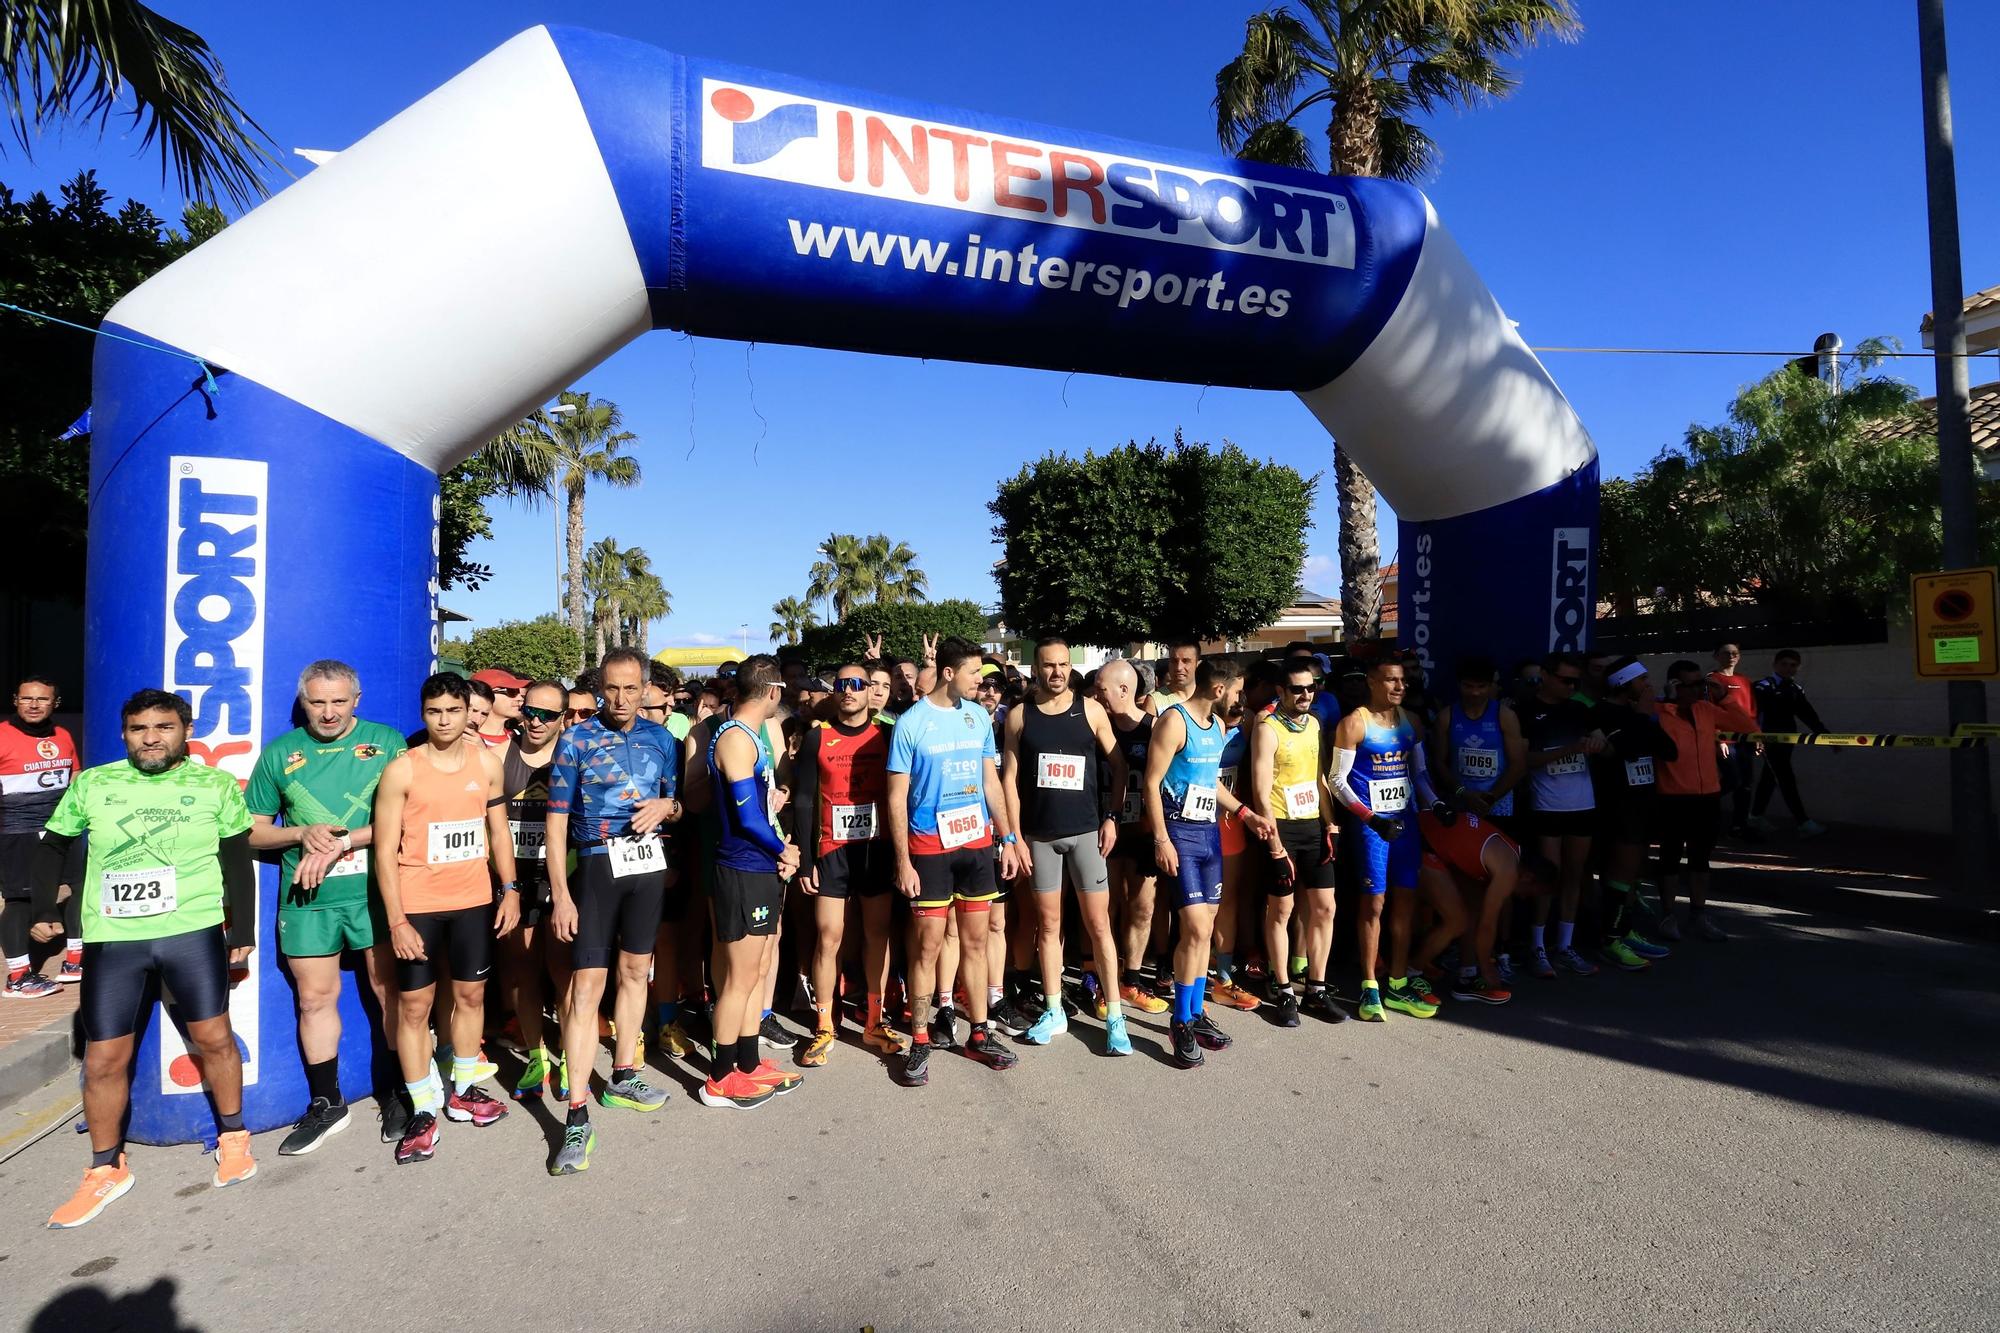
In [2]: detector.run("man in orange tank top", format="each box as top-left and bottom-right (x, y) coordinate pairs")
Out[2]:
(371, 673), (518, 1165)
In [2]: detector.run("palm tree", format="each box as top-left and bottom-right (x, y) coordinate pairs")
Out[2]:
(862, 534), (929, 606)
(807, 532), (871, 621)
(583, 536), (629, 664)
(487, 390), (640, 656)
(3, 0), (281, 208)
(618, 549), (670, 654)
(769, 596), (817, 646)
(1215, 0), (1579, 641)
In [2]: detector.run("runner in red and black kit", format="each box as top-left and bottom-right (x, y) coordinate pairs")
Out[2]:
(1419, 809), (1555, 1005)
(791, 662), (902, 1065)
(2, 676), (76, 997)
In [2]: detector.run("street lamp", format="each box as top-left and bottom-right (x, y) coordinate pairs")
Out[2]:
(546, 401), (577, 622)
(739, 623), (749, 655)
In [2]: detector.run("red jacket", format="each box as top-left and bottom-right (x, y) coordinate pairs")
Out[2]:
(1655, 699), (1759, 796)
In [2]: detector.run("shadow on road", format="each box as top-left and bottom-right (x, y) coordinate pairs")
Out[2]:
(29, 1277), (201, 1332)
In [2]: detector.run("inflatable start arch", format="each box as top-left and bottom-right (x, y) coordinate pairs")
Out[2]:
(89, 26), (1594, 1141)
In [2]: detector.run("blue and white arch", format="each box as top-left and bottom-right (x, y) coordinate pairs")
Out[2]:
(92, 26), (1592, 1142)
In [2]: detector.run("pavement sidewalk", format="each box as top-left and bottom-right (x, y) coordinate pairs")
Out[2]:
(0, 949), (76, 1113)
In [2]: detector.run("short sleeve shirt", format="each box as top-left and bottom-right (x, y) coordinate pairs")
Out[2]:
(47, 759), (252, 943)
(245, 720), (406, 905)
(888, 697), (996, 854)
(545, 716), (681, 846)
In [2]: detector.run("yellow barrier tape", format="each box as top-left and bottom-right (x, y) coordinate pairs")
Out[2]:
(1953, 722), (2000, 738)
(1720, 731), (1986, 748)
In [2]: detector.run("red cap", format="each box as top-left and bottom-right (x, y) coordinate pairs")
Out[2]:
(471, 667), (528, 690)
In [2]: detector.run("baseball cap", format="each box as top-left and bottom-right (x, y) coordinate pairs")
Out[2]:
(978, 662), (1004, 679)
(471, 667), (528, 691)
(803, 676), (834, 693)
(1311, 653), (1334, 675)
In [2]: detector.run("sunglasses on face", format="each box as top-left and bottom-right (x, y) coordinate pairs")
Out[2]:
(522, 705), (562, 723)
(977, 679), (1002, 690)
(1284, 683), (1316, 695)
(565, 708), (595, 721)
(493, 686), (522, 697)
(833, 678), (869, 693)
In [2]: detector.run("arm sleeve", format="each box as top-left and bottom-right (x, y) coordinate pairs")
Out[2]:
(1330, 747), (1372, 818)
(792, 729), (821, 875)
(728, 776), (789, 857)
(31, 831), (77, 923)
(220, 830), (255, 950)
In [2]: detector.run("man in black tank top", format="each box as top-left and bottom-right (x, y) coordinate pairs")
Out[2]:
(499, 680), (567, 1100)
(1096, 660), (1170, 1019)
(1000, 638), (1129, 1049)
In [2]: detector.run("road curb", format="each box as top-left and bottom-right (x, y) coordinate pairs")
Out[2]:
(0, 1015), (76, 1114)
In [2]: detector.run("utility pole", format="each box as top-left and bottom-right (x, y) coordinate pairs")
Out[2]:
(1915, 0), (1993, 893)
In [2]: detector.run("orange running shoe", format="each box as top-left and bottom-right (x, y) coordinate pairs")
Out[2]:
(48, 1157), (134, 1228)
(1208, 979), (1262, 1012)
(212, 1130), (257, 1188)
(746, 1059), (803, 1094)
(1118, 983), (1169, 1015)
(863, 1023), (907, 1056)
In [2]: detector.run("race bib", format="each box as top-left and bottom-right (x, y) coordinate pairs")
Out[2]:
(1458, 747), (1499, 780)
(100, 867), (177, 919)
(608, 833), (665, 878)
(938, 806), (985, 850)
(831, 802), (877, 843)
(323, 849), (368, 879)
(427, 818), (485, 865)
(1120, 775), (1143, 824)
(509, 821), (547, 861)
(1179, 784), (1218, 822)
(1216, 765), (1238, 795)
(1546, 753), (1586, 777)
(1036, 752), (1086, 791)
(1624, 756), (1656, 787)
(1282, 781), (1319, 819)
(1367, 776), (1411, 814)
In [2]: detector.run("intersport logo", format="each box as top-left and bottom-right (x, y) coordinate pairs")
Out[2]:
(165, 456), (266, 784)
(700, 79), (1357, 270)
(1549, 527), (1591, 653)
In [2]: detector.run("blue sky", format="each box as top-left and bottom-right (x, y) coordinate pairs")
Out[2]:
(9, 1), (1998, 648)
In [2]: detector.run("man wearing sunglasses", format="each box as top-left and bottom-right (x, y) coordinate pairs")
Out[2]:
(1519, 652), (1608, 980)
(1245, 657), (1340, 1026)
(790, 663), (902, 1064)
(472, 668), (528, 744)
(499, 681), (569, 1100)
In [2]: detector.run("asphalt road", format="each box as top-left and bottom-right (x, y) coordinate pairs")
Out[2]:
(3, 899), (1996, 1333)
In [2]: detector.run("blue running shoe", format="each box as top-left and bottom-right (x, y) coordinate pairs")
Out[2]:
(1624, 932), (1672, 960)
(1104, 1013), (1133, 1056)
(1024, 1008), (1067, 1045)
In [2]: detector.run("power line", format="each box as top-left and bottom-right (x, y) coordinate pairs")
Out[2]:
(1529, 344), (1999, 361)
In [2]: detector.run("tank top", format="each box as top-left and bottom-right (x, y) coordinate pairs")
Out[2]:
(1346, 708), (1416, 816)
(1446, 701), (1511, 817)
(808, 718), (890, 855)
(707, 718), (779, 873)
(501, 744), (555, 878)
(1017, 693), (1100, 840)
(1262, 711), (1322, 822)
(396, 745), (493, 914)
(1161, 703), (1226, 824)
(1110, 712), (1153, 825)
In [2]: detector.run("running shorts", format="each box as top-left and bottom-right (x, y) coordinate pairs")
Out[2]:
(1107, 824), (1159, 878)
(81, 926), (230, 1042)
(1356, 814), (1421, 895)
(1270, 818), (1337, 895)
(571, 852), (666, 969)
(1028, 833), (1109, 894)
(1526, 809), (1597, 842)
(815, 842), (891, 900)
(712, 863), (782, 943)
(1164, 821), (1222, 909)
(1218, 808), (1246, 858)
(397, 903), (495, 991)
(278, 897), (374, 958)
(911, 848), (998, 913)
(1595, 795), (1655, 849)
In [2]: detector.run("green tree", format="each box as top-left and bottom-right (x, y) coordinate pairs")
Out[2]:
(795, 599), (989, 667)
(807, 532), (929, 620)
(1214, 0), (1580, 642)
(0, 170), (224, 598)
(580, 539), (671, 659)
(3, 1), (280, 207)
(483, 390), (640, 653)
(769, 596), (817, 646)
(990, 433), (1317, 644)
(465, 615), (583, 683)
(620, 561), (670, 656)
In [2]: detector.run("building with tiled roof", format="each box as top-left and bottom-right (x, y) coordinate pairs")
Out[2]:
(1860, 284), (2000, 476)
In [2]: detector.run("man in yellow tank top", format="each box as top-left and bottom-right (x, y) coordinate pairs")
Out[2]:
(1244, 656), (1342, 1027)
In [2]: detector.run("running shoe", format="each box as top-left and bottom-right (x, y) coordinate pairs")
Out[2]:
(1434, 945), (1461, 976)
(1208, 979), (1261, 1012)
(1652, 913), (1683, 943)
(2, 971), (59, 999)
(1450, 975), (1513, 1005)
(699, 1069), (777, 1109)
(1103, 1012), (1133, 1056)
(798, 1029), (835, 1067)
(1146, 970), (1175, 1001)
(1024, 1008), (1068, 1045)
(213, 1130), (256, 1187)
(1599, 939), (1650, 972)
(1693, 913), (1728, 942)
(747, 1059), (803, 1094)
(1553, 946), (1599, 976)
(378, 1088), (412, 1144)
(927, 1005), (960, 1051)
(658, 1020), (692, 1060)
(1170, 1021), (1204, 1069)
(1299, 986), (1348, 1024)
(513, 1047), (551, 1100)
(863, 1023), (906, 1056)
(446, 1084), (510, 1125)
(987, 995), (1033, 1038)
(278, 1096), (350, 1156)
(599, 1070), (668, 1112)
(1624, 932), (1672, 960)
(57, 954), (83, 984)
(1271, 986), (1301, 1029)
(550, 1052), (570, 1104)
(893, 1043), (931, 1088)
(1529, 947), (1557, 980)
(1119, 983), (1168, 1015)
(395, 1112), (440, 1165)
(47, 1157), (134, 1229)
(1289, 956), (1307, 981)
(1402, 974), (1444, 1008)
(457, 1052), (499, 1084)
(964, 1029), (1018, 1071)
(1381, 980), (1437, 1019)
(1356, 986), (1386, 1021)
(758, 1013), (795, 1050)
(1190, 1011), (1233, 1050)
(1082, 972), (1107, 1021)
(1495, 952), (1517, 984)
(549, 1121), (595, 1175)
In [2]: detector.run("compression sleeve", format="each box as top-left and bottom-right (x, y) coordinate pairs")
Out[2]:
(792, 729), (821, 875)
(30, 831), (76, 923)
(1330, 747), (1373, 818)
(1412, 742), (1441, 808)
(728, 776), (789, 857)
(221, 830), (255, 950)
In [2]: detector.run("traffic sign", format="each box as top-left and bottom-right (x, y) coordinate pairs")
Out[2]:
(1912, 566), (2000, 679)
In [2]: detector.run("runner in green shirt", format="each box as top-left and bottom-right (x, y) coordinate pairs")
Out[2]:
(246, 659), (408, 1155)
(34, 688), (258, 1228)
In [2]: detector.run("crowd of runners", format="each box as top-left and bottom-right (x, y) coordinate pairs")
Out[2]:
(0, 635), (1831, 1228)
